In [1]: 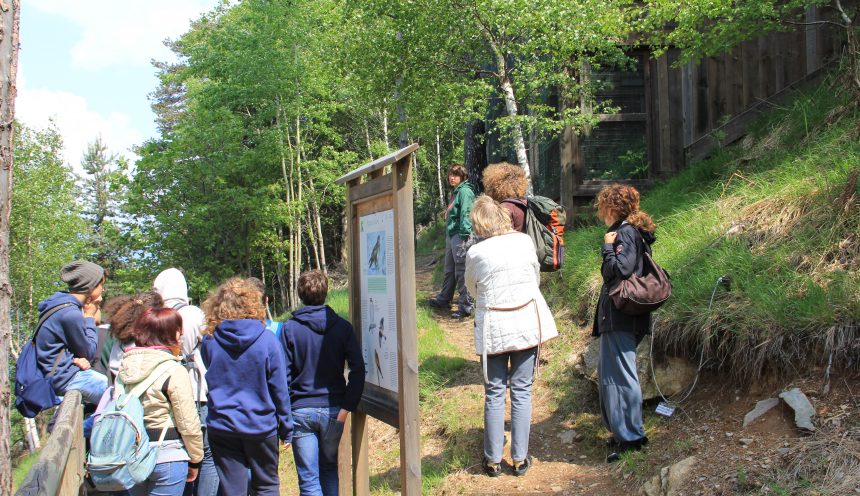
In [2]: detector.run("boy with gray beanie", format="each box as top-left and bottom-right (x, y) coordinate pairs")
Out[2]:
(35, 260), (108, 405)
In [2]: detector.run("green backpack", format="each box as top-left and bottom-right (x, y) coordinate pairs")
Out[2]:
(505, 196), (567, 272)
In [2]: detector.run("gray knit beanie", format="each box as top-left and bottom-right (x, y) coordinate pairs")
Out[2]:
(61, 261), (105, 294)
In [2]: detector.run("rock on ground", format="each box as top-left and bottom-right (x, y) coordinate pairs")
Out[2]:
(578, 338), (697, 400)
(779, 388), (816, 431)
(743, 398), (780, 427)
(641, 456), (698, 496)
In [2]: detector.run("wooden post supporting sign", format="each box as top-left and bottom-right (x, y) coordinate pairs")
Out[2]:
(335, 144), (421, 495)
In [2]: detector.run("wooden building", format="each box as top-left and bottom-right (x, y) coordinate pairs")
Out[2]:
(487, 8), (847, 212)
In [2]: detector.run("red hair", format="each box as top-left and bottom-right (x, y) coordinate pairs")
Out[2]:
(132, 307), (183, 348)
(595, 184), (656, 233)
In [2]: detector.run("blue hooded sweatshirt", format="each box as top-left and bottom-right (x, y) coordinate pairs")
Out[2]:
(35, 292), (99, 392)
(201, 319), (293, 442)
(280, 305), (365, 412)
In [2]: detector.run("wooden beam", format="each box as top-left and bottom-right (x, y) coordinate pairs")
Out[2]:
(393, 155), (421, 495)
(656, 54), (672, 175)
(336, 143), (419, 185)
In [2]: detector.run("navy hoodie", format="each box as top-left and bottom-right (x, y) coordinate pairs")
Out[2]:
(280, 305), (365, 412)
(35, 292), (99, 392)
(201, 319), (293, 442)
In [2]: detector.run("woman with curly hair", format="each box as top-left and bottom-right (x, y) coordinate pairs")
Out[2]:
(200, 278), (292, 496)
(482, 162), (529, 232)
(99, 291), (164, 383)
(593, 184), (656, 463)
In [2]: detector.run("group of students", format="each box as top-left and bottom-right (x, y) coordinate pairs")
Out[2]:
(34, 265), (362, 496)
(432, 162), (656, 476)
(34, 161), (658, 492)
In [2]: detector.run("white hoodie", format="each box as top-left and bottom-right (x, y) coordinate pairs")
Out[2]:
(153, 268), (208, 402)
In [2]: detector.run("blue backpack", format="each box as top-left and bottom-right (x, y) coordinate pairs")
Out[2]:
(14, 303), (74, 418)
(87, 360), (178, 491)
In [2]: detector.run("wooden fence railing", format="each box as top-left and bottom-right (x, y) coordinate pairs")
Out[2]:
(15, 390), (85, 496)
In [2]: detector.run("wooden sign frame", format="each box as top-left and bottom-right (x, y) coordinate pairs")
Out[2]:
(335, 144), (420, 496)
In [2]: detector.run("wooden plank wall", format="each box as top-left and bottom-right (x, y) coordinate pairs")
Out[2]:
(678, 9), (841, 165)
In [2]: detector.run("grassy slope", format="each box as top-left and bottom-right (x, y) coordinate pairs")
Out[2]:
(551, 75), (860, 380)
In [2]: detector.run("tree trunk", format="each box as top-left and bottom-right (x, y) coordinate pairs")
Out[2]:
(463, 120), (487, 193)
(0, 1), (21, 492)
(382, 107), (390, 152)
(364, 120), (373, 159)
(308, 175), (327, 273)
(484, 36), (532, 194)
(435, 127), (444, 207)
(498, 75), (532, 195)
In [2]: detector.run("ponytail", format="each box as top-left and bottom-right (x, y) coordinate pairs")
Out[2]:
(626, 210), (656, 233)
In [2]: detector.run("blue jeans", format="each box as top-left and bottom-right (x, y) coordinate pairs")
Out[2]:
(183, 404), (219, 496)
(60, 368), (108, 405)
(483, 348), (536, 464)
(292, 407), (345, 496)
(130, 461), (188, 496)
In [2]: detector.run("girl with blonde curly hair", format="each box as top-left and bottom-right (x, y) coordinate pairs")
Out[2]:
(592, 184), (656, 463)
(482, 162), (529, 232)
(200, 277), (292, 496)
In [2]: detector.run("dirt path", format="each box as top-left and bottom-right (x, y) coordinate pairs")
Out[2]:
(345, 252), (860, 495)
(414, 253), (627, 495)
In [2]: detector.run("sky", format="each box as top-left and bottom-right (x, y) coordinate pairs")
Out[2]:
(17, 0), (220, 171)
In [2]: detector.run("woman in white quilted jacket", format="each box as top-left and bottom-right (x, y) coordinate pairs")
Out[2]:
(464, 195), (558, 478)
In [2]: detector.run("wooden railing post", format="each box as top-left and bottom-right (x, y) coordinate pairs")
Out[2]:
(15, 391), (85, 496)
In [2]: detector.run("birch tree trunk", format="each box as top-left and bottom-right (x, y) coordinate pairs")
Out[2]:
(484, 34), (533, 194)
(0, 1), (21, 492)
(435, 128), (444, 207)
(364, 120), (373, 159)
(308, 175), (327, 273)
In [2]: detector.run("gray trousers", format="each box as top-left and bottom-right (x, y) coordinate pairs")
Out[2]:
(598, 331), (646, 443)
(435, 234), (472, 313)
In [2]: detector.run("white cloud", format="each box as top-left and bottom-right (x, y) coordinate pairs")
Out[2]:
(29, 0), (217, 70)
(17, 70), (143, 173)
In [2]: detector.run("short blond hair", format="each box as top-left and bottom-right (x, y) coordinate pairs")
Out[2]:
(470, 195), (513, 239)
(201, 277), (265, 335)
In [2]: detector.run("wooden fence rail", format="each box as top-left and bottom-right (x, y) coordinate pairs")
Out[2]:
(15, 391), (85, 496)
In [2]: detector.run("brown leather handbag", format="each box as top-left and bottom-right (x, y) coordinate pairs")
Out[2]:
(609, 251), (672, 315)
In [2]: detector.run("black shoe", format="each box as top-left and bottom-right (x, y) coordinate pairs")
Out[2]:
(428, 298), (450, 309)
(512, 456), (532, 477)
(605, 437), (619, 449)
(451, 310), (471, 319)
(482, 457), (502, 477)
(606, 437), (648, 463)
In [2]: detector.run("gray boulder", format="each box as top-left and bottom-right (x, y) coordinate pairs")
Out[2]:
(578, 338), (697, 401)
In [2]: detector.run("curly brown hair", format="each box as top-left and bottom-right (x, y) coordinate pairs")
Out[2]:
(482, 163), (528, 201)
(201, 277), (265, 335)
(595, 184), (656, 233)
(102, 291), (163, 342)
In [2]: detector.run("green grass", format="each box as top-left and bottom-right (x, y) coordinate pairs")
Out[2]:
(366, 293), (474, 494)
(13, 452), (39, 491)
(552, 75), (860, 380)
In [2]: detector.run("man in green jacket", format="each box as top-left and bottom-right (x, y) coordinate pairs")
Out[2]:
(429, 164), (476, 318)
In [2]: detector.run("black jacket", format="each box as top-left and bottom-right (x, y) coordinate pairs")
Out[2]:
(592, 220), (656, 340)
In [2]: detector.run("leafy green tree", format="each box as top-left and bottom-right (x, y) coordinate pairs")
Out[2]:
(79, 137), (131, 276)
(345, 0), (636, 192)
(9, 122), (89, 345)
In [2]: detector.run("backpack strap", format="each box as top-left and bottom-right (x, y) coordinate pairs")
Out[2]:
(116, 360), (179, 409)
(31, 303), (75, 342)
(32, 303), (76, 377)
(172, 302), (188, 311)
